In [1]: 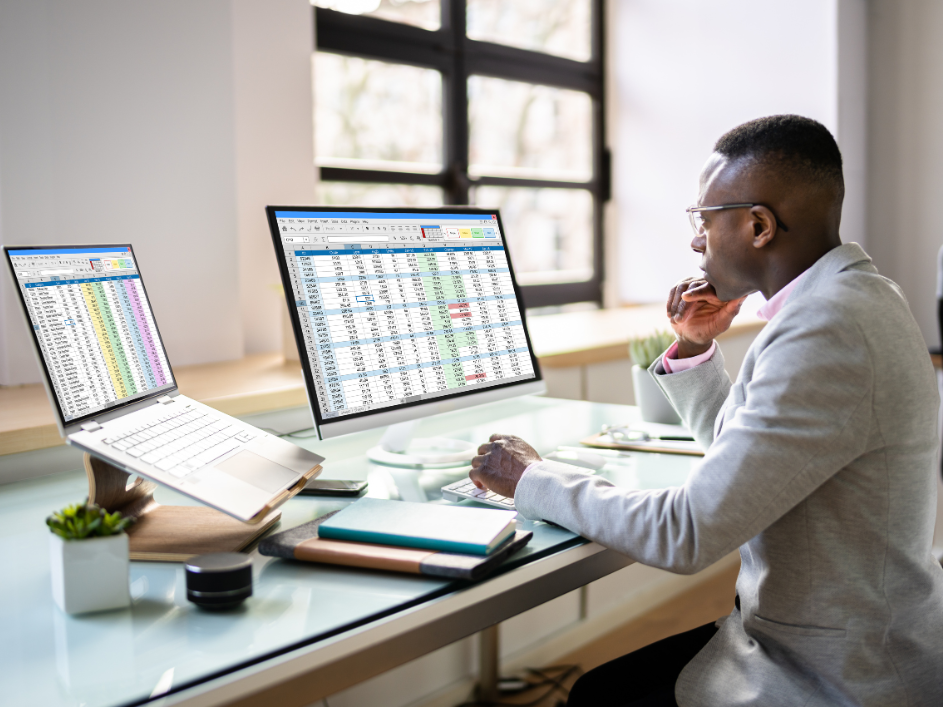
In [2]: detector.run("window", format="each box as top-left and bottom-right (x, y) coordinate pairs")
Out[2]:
(313, 0), (608, 308)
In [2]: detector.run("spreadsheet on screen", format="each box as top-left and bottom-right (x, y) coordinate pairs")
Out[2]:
(7, 247), (173, 423)
(274, 211), (537, 421)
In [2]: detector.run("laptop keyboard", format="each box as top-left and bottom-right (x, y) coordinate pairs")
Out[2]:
(102, 407), (258, 478)
(441, 478), (516, 510)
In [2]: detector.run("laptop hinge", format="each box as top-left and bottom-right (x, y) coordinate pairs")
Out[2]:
(81, 421), (103, 433)
(157, 395), (174, 405)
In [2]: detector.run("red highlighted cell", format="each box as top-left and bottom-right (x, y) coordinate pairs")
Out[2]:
(465, 373), (487, 381)
(448, 302), (470, 309)
(450, 312), (472, 319)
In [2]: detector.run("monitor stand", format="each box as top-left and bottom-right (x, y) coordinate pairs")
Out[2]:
(366, 420), (477, 468)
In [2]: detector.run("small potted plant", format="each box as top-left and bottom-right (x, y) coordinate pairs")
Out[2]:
(47, 501), (134, 614)
(628, 330), (682, 425)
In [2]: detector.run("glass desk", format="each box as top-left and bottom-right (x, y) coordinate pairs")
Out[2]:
(0, 397), (697, 707)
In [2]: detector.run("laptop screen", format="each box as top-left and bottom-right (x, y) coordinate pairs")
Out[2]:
(4, 245), (176, 426)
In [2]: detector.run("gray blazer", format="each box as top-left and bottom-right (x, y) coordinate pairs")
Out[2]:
(515, 243), (943, 706)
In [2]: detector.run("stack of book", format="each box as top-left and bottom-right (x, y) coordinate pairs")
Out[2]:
(260, 497), (531, 581)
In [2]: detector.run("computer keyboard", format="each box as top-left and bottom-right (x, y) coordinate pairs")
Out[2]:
(441, 478), (516, 510)
(102, 407), (258, 478)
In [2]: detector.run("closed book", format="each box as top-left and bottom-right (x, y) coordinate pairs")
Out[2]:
(316, 497), (517, 555)
(259, 511), (532, 581)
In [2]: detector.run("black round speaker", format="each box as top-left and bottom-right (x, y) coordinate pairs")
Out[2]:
(185, 552), (253, 610)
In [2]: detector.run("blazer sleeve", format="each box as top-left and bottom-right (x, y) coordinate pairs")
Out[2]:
(514, 301), (872, 574)
(648, 344), (732, 450)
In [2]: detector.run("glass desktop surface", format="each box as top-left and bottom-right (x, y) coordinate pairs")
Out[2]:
(0, 398), (697, 707)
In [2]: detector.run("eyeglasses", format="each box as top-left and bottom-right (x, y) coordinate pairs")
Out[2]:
(685, 203), (789, 237)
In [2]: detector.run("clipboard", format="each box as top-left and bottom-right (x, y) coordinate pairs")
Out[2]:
(580, 432), (704, 457)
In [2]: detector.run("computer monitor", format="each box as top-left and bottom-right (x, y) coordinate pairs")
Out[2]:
(266, 206), (545, 466)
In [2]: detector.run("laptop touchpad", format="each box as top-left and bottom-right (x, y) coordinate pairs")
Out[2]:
(216, 451), (298, 494)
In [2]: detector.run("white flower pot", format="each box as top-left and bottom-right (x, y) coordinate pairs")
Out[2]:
(632, 365), (682, 425)
(49, 533), (131, 615)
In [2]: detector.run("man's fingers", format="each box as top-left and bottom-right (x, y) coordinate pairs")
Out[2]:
(666, 284), (680, 316)
(670, 284), (691, 319)
(477, 442), (491, 455)
(680, 280), (715, 302)
(471, 454), (483, 470)
(467, 468), (486, 489)
(669, 286), (684, 317)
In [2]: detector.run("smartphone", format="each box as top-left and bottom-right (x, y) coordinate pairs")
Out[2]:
(299, 479), (369, 497)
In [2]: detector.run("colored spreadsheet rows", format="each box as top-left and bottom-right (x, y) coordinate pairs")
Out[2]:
(287, 247), (534, 417)
(23, 276), (172, 420)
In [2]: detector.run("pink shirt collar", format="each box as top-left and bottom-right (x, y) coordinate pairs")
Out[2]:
(756, 271), (808, 321)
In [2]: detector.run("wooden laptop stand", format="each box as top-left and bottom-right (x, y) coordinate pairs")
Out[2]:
(84, 453), (320, 562)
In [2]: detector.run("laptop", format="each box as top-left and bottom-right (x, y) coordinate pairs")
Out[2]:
(3, 244), (324, 523)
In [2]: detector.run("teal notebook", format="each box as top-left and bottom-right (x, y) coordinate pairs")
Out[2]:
(317, 498), (518, 556)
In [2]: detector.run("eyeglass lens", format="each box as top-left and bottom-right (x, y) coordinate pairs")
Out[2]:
(688, 210), (707, 236)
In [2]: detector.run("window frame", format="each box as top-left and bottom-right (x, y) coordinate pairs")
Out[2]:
(314, 0), (608, 308)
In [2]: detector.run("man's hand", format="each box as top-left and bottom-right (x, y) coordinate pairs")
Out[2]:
(469, 434), (542, 498)
(667, 278), (748, 358)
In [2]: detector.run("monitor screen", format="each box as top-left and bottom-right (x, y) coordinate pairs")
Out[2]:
(268, 207), (542, 434)
(4, 245), (175, 426)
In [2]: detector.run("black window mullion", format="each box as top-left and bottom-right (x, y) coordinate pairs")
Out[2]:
(320, 167), (446, 188)
(443, 0), (469, 205)
(314, 8), (451, 72)
(465, 41), (601, 95)
(473, 176), (592, 191)
(591, 0), (608, 308)
(520, 281), (602, 310)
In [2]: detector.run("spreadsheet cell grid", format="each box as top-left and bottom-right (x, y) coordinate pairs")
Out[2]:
(20, 273), (172, 421)
(284, 245), (535, 419)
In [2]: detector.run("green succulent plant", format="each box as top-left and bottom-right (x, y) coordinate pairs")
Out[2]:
(46, 501), (134, 540)
(628, 330), (677, 369)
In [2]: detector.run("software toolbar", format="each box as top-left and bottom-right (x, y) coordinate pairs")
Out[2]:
(274, 212), (536, 420)
(8, 248), (173, 422)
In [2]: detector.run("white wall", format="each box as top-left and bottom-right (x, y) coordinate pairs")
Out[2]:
(233, 0), (317, 355)
(867, 0), (943, 349)
(0, 0), (316, 385)
(610, 0), (867, 307)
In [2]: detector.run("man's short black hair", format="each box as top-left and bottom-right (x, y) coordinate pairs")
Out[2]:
(714, 115), (844, 196)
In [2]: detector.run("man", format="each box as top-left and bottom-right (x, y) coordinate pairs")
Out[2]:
(470, 115), (943, 706)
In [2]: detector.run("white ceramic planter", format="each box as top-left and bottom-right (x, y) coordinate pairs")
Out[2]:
(632, 365), (682, 425)
(49, 533), (131, 615)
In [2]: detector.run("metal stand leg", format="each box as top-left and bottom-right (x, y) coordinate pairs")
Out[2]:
(477, 624), (500, 703)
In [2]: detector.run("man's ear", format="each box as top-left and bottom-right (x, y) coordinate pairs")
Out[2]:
(750, 206), (777, 249)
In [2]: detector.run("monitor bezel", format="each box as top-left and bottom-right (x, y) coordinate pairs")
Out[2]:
(266, 205), (544, 439)
(2, 243), (178, 433)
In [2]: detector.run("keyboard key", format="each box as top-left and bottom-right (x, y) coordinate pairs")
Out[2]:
(126, 447), (145, 458)
(155, 458), (177, 471)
